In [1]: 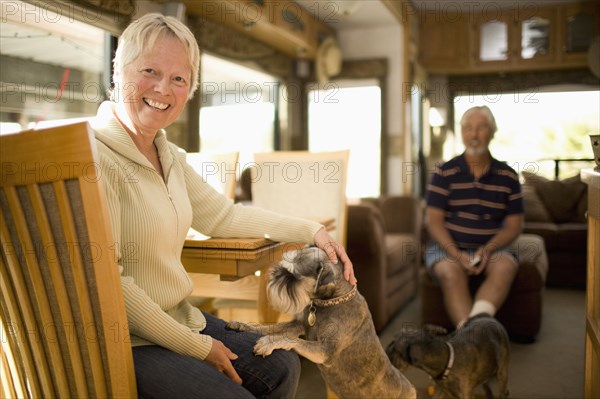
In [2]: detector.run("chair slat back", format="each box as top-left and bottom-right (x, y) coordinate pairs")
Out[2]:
(0, 122), (136, 398)
(251, 150), (350, 245)
(186, 152), (239, 199)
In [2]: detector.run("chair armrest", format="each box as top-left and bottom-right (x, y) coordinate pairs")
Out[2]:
(378, 196), (422, 239)
(510, 234), (549, 284)
(346, 203), (386, 259)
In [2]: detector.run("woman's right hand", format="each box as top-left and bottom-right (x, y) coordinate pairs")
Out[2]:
(205, 339), (243, 384)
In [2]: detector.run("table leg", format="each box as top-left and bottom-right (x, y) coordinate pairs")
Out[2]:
(257, 265), (280, 324)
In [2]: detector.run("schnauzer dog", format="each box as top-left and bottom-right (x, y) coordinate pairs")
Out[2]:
(227, 247), (416, 399)
(386, 314), (510, 399)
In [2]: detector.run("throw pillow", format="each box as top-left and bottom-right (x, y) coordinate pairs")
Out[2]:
(522, 171), (587, 223)
(521, 184), (552, 222)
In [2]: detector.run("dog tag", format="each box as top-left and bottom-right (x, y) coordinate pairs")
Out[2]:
(308, 306), (316, 326)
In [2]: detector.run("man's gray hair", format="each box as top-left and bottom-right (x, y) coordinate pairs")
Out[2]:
(460, 105), (498, 133)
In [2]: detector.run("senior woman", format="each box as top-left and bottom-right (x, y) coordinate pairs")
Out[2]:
(91, 13), (355, 398)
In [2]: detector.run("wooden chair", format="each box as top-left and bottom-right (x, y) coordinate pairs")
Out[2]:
(251, 150), (350, 245)
(0, 123), (137, 398)
(210, 150), (350, 323)
(186, 151), (239, 200)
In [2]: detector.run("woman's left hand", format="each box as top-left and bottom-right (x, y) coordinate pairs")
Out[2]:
(313, 228), (357, 285)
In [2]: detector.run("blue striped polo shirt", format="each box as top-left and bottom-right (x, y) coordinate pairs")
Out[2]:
(426, 153), (524, 249)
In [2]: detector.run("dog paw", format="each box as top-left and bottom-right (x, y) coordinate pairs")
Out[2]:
(254, 336), (277, 357)
(226, 321), (251, 332)
(253, 336), (295, 357)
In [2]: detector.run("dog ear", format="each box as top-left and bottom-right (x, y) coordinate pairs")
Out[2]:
(314, 280), (336, 298)
(407, 344), (424, 365)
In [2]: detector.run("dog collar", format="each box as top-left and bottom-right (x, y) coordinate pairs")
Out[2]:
(312, 285), (357, 307)
(436, 341), (455, 381)
(307, 285), (357, 327)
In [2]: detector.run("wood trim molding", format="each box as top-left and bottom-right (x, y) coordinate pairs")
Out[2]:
(447, 68), (600, 96)
(188, 15), (294, 80)
(31, 0), (134, 34)
(335, 58), (388, 80)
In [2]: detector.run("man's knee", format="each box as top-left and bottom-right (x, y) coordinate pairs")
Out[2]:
(486, 254), (518, 279)
(433, 260), (467, 283)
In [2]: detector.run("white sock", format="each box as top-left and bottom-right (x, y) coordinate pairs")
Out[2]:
(469, 300), (496, 318)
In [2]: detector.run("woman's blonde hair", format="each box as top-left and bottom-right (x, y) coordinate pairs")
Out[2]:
(460, 105), (498, 134)
(112, 13), (200, 99)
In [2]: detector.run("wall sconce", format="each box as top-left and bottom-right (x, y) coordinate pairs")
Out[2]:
(429, 107), (445, 137)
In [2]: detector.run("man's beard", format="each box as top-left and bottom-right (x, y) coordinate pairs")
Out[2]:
(465, 145), (487, 156)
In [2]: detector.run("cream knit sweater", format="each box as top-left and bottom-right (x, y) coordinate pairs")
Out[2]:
(91, 102), (323, 360)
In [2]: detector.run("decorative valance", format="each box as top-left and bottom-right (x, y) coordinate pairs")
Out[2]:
(188, 15), (294, 81)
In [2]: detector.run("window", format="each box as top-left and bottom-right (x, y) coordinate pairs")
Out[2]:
(452, 89), (599, 178)
(0, 0), (106, 133)
(199, 53), (277, 169)
(308, 79), (381, 199)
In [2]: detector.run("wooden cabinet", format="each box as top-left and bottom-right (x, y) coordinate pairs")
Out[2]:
(515, 8), (557, 67)
(418, 12), (470, 73)
(558, 2), (600, 65)
(581, 168), (600, 399)
(474, 7), (558, 70)
(471, 12), (515, 70)
(419, 1), (599, 74)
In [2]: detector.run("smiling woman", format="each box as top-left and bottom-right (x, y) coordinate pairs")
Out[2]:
(112, 37), (191, 154)
(87, 12), (355, 399)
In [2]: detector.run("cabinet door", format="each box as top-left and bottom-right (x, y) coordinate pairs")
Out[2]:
(418, 13), (470, 72)
(558, 2), (600, 64)
(472, 12), (514, 69)
(516, 8), (557, 66)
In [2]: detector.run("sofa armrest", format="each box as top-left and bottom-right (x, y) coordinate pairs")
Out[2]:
(378, 195), (422, 239)
(346, 203), (388, 328)
(346, 203), (386, 261)
(509, 234), (549, 284)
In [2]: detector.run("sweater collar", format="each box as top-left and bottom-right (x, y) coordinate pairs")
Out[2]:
(92, 101), (174, 180)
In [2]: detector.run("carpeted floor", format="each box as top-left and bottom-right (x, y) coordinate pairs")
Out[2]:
(295, 288), (586, 399)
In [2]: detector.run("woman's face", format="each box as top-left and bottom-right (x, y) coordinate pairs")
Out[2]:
(115, 36), (191, 134)
(461, 111), (494, 156)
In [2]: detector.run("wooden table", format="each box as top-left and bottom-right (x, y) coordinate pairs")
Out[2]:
(582, 168), (600, 398)
(181, 234), (305, 323)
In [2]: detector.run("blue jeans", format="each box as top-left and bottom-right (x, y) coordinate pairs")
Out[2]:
(423, 241), (518, 284)
(132, 313), (301, 399)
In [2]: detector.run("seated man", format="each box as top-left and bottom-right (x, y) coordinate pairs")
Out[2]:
(424, 105), (524, 328)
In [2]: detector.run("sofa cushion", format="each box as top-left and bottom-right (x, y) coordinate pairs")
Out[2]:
(522, 184), (553, 222)
(522, 171), (587, 223)
(386, 233), (418, 275)
(523, 222), (587, 252)
(556, 223), (588, 251)
(523, 222), (560, 249)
